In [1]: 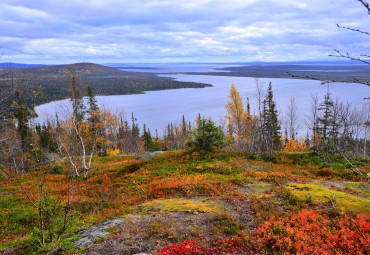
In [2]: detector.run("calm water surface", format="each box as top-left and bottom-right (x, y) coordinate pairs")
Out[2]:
(34, 74), (369, 135)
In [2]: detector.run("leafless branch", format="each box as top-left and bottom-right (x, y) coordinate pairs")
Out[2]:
(337, 24), (370, 36)
(329, 49), (370, 66)
(57, 174), (73, 240)
(323, 193), (336, 208)
(359, 0), (370, 13)
(339, 150), (369, 184)
(286, 72), (338, 84)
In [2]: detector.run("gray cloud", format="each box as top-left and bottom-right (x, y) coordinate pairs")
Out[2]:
(0, 0), (369, 63)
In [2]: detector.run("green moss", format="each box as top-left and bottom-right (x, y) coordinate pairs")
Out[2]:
(345, 182), (370, 200)
(213, 213), (243, 236)
(228, 174), (254, 186)
(247, 182), (273, 194)
(138, 198), (226, 214)
(286, 183), (370, 213)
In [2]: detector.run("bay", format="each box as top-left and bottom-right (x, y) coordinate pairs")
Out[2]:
(34, 74), (369, 135)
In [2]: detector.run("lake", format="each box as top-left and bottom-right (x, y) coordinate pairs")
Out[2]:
(34, 71), (369, 136)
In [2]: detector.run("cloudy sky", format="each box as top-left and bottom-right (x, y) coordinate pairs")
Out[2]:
(0, 0), (369, 64)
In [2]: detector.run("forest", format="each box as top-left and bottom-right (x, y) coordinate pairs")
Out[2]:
(0, 62), (211, 116)
(184, 63), (370, 83)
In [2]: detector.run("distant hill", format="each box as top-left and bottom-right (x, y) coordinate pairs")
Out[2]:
(26, 62), (121, 74)
(0, 62), (211, 116)
(19, 62), (158, 79)
(183, 64), (370, 83)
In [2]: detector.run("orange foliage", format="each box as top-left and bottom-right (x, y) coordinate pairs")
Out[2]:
(254, 209), (370, 254)
(282, 136), (308, 152)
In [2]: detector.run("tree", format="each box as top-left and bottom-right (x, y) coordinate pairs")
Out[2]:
(0, 59), (25, 120)
(225, 84), (258, 153)
(261, 82), (281, 156)
(186, 116), (224, 152)
(36, 122), (57, 153)
(286, 97), (299, 140)
(14, 91), (32, 152)
(53, 74), (95, 177)
(307, 95), (321, 152)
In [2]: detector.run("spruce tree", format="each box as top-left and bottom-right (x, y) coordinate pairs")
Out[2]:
(318, 90), (335, 155)
(318, 91), (333, 141)
(186, 117), (224, 152)
(70, 74), (85, 123)
(87, 86), (101, 135)
(87, 86), (98, 112)
(262, 82), (281, 153)
(14, 91), (32, 151)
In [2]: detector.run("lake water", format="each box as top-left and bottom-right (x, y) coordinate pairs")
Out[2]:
(34, 71), (369, 136)
(110, 63), (239, 73)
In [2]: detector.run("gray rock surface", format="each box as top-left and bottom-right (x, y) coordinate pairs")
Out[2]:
(75, 219), (124, 249)
(141, 151), (163, 160)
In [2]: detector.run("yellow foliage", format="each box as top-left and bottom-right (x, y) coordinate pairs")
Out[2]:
(225, 84), (257, 151)
(107, 148), (120, 156)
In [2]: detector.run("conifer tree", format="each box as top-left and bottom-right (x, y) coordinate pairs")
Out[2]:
(14, 91), (32, 151)
(262, 82), (281, 154)
(318, 91), (333, 141)
(186, 116), (224, 152)
(87, 86), (98, 113)
(70, 74), (85, 124)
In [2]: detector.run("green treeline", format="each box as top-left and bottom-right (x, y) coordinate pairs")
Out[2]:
(0, 63), (211, 115)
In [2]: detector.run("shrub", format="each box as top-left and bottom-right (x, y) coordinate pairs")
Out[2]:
(253, 209), (370, 254)
(186, 117), (224, 152)
(50, 164), (64, 174)
(156, 237), (251, 255)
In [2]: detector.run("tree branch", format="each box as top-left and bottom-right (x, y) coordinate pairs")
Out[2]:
(359, 0), (370, 13)
(337, 24), (370, 36)
(329, 49), (370, 66)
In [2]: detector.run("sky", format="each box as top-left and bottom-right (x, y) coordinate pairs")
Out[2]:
(0, 0), (369, 64)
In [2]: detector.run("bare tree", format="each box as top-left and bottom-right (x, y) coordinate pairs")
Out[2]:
(286, 97), (299, 139)
(306, 94), (321, 152)
(361, 99), (370, 157)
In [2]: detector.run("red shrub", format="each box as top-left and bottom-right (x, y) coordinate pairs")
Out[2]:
(156, 237), (251, 255)
(253, 209), (370, 254)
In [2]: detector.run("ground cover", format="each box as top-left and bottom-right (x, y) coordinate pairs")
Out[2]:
(0, 151), (369, 254)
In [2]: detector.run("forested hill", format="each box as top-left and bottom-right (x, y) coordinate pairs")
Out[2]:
(183, 64), (370, 83)
(19, 62), (156, 78)
(0, 62), (211, 115)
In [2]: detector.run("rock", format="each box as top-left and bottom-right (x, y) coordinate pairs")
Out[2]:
(75, 219), (124, 249)
(141, 151), (163, 160)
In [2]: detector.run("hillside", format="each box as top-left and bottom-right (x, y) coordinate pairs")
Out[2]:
(19, 62), (156, 78)
(0, 62), (211, 115)
(183, 64), (370, 83)
(0, 151), (369, 254)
